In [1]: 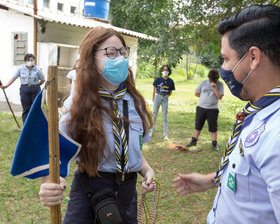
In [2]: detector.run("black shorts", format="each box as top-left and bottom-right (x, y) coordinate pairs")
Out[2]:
(195, 106), (219, 132)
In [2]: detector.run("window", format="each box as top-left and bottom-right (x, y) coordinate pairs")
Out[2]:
(27, 0), (34, 4)
(13, 32), (28, 66)
(43, 0), (49, 8)
(57, 3), (64, 11)
(70, 6), (76, 14)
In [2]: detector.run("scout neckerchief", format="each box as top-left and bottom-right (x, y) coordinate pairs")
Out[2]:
(98, 83), (129, 174)
(214, 85), (280, 183)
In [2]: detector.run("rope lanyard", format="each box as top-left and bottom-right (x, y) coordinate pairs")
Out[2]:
(138, 179), (160, 224)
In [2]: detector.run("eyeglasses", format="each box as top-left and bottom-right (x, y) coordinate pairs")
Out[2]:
(96, 46), (130, 59)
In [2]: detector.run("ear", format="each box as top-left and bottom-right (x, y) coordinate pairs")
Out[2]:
(248, 46), (261, 70)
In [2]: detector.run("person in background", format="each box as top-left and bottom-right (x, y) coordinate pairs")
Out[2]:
(150, 65), (175, 140)
(173, 5), (280, 223)
(38, 27), (155, 224)
(186, 69), (224, 151)
(0, 53), (45, 124)
(66, 60), (78, 96)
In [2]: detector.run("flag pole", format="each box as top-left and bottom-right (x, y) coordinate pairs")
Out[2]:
(0, 80), (21, 129)
(47, 66), (61, 224)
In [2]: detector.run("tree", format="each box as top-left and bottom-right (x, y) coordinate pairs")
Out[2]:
(110, 0), (280, 78)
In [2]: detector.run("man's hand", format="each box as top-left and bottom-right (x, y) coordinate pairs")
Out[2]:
(172, 173), (217, 195)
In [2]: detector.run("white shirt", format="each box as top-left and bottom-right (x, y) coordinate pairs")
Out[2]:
(66, 70), (76, 95)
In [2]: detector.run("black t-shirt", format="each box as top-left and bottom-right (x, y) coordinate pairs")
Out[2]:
(153, 77), (175, 94)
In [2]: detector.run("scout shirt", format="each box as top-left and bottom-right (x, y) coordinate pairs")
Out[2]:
(13, 64), (45, 85)
(59, 92), (150, 173)
(207, 99), (280, 224)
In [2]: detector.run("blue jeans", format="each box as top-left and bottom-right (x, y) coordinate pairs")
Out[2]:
(152, 93), (169, 135)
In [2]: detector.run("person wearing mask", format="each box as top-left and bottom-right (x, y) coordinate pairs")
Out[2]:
(150, 65), (175, 140)
(186, 69), (224, 151)
(0, 54), (45, 124)
(173, 5), (280, 223)
(38, 27), (155, 224)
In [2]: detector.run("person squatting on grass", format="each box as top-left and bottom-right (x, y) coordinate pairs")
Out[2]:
(150, 65), (175, 140)
(186, 69), (224, 151)
(0, 54), (45, 124)
(39, 27), (155, 224)
(173, 4), (280, 224)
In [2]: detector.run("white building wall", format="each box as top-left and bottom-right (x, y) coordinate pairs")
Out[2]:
(0, 8), (34, 104)
(123, 35), (138, 77)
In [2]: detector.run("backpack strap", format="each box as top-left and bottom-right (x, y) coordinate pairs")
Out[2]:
(79, 171), (93, 198)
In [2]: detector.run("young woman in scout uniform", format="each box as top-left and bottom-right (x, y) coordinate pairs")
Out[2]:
(39, 27), (155, 224)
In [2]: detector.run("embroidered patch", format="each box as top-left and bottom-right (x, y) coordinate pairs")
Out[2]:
(245, 122), (266, 148)
(139, 135), (143, 151)
(227, 173), (236, 192)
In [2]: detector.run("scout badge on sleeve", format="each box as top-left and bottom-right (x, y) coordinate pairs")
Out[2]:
(10, 89), (81, 179)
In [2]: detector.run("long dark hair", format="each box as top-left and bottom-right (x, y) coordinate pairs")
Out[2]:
(69, 27), (152, 177)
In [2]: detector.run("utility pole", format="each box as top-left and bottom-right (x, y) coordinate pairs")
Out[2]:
(33, 0), (38, 64)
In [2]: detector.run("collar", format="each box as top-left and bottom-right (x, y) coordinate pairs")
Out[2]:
(256, 98), (280, 121)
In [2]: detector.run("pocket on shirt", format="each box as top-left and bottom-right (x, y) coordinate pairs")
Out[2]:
(129, 120), (144, 151)
(227, 159), (250, 201)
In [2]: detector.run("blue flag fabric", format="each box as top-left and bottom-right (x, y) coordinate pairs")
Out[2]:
(10, 90), (81, 179)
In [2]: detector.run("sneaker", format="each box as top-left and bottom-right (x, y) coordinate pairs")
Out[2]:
(164, 135), (168, 140)
(186, 137), (197, 147)
(149, 130), (153, 137)
(212, 141), (219, 151)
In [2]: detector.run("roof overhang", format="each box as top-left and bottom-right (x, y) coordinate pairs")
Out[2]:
(0, 0), (157, 41)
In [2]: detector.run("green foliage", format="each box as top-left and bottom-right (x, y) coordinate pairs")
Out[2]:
(136, 59), (154, 78)
(200, 51), (223, 70)
(110, 0), (280, 72)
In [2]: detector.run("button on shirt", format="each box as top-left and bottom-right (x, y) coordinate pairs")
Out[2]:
(59, 92), (149, 173)
(13, 64), (45, 85)
(207, 99), (280, 224)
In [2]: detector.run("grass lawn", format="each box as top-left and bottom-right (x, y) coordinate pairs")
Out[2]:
(0, 75), (244, 224)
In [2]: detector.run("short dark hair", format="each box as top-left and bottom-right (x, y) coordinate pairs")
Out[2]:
(218, 5), (280, 67)
(208, 69), (219, 83)
(161, 65), (172, 76)
(24, 53), (35, 62)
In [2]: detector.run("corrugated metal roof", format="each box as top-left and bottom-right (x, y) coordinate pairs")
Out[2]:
(0, 0), (157, 41)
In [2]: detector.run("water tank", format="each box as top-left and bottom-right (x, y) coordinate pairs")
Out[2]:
(84, 0), (110, 20)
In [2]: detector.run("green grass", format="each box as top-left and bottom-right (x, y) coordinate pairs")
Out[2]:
(0, 76), (244, 224)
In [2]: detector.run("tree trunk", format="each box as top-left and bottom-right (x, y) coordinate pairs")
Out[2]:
(154, 58), (158, 80)
(193, 53), (201, 78)
(186, 54), (189, 79)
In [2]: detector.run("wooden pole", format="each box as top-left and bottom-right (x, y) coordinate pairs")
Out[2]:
(0, 80), (21, 129)
(34, 0), (38, 64)
(47, 66), (61, 224)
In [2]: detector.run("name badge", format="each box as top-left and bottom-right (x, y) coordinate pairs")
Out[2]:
(139, 135), (143, 151)
(227, 173), (236, 192)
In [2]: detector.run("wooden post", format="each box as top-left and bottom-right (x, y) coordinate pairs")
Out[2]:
(33, 0), (38, 64)
(47, 66), (61, 224)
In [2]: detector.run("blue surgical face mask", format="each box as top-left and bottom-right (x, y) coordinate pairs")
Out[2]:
(220, 52), (252, 98)
(101, 56), (129, 85)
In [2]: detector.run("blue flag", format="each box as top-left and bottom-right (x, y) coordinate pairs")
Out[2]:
(10, 90), (81, 179)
